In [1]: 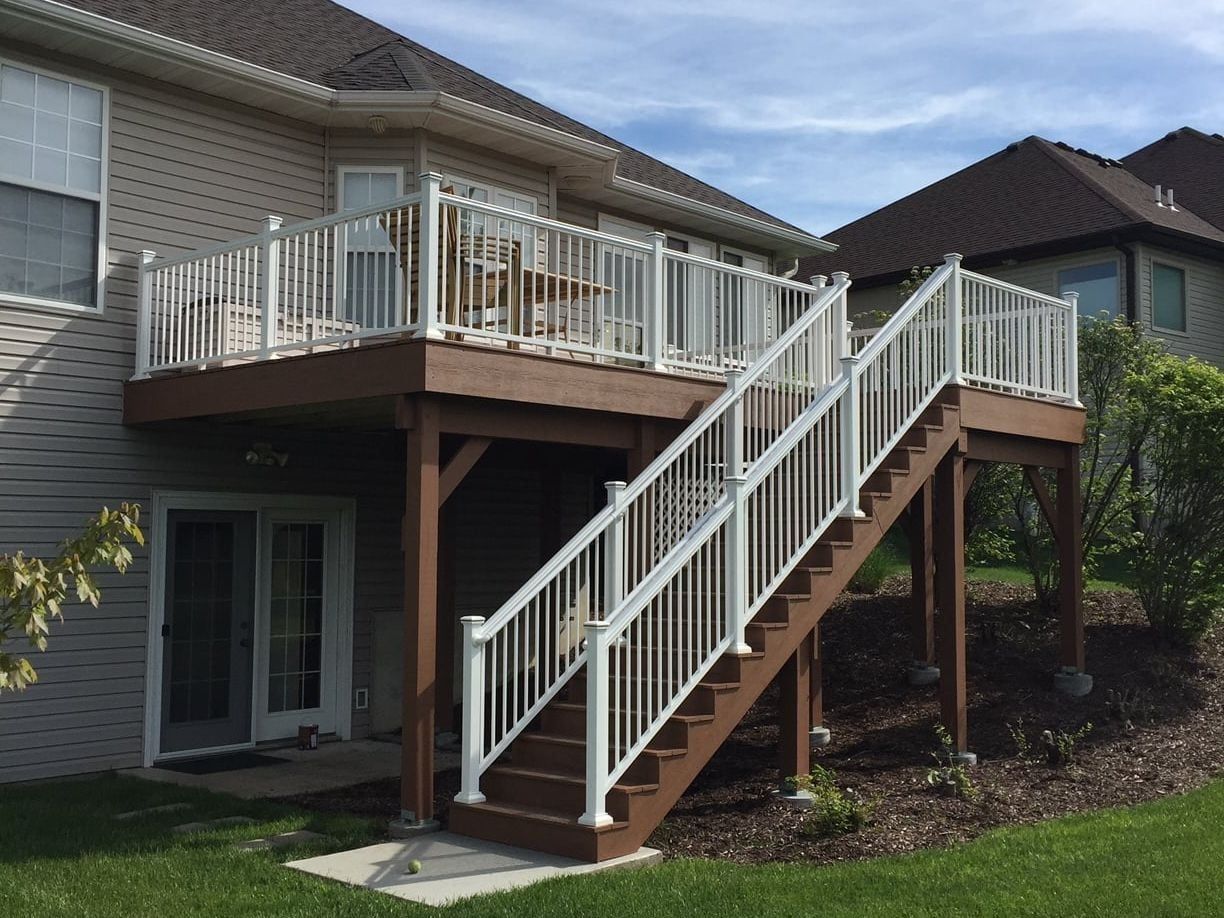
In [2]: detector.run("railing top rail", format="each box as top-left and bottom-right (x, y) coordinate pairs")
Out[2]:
(438, 192), (655, 253)
(144, 189), (427, 271)
(961, 269), (1075, 311)
(854, 261), (954, 366)
(661, 248), (835, 294)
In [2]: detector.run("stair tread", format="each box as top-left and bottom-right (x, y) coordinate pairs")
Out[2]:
(457, 799), (630, 831)
(487, 764), (660, 795)
(549, 701), (715, 726)
(518, 733), (687, 759)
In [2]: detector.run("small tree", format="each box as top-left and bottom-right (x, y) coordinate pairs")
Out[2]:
(0, 504), (144, 691)
(1130, 358), (1224, 642)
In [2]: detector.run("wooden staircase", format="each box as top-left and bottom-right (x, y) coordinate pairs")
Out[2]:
(450, 399), (962, 860)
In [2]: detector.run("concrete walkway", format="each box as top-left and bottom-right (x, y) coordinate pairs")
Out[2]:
(124, 739), (457, 799)
(287, 832), (661, 906)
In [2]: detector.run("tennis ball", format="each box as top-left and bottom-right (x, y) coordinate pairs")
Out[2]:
(406, 859), (422, 875)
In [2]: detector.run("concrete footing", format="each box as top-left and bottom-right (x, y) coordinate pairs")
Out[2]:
(907, 662), (941, 686)
(775, 788), (814, 810)
(388, 817), (442, 839)
(1054, 667), (1094, 697)
(949, 751), (978, 767)
(809, 726), (831, 749)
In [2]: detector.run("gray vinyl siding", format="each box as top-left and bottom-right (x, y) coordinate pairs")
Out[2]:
(1132, 243), (1224, 367)
(0, 44), (400, 782)
(426, 134), (553, 216)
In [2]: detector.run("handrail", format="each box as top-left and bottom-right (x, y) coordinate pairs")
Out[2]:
(438, 192), (655, 253)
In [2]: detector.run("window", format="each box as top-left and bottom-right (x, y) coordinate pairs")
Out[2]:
(1152, 262), (1187, 332)
(0, 62), (105, 310)
(337, 167), (402, 327)
(445, 176), (538, 268)
(1057, 261), (1119, 320)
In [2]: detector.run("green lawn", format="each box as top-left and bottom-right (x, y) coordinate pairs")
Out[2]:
(3, 773), (1222, 916)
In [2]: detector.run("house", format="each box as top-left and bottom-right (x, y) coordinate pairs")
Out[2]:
(0, 0), (1086, 862)
(802, 134), (1224, 367)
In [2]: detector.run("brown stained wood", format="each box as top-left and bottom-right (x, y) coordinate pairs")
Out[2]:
(435, 508), (456, 732)
(439, 437), (491, 506)
(963, 460), (983, 495)
(909, 479), (936, 665)
(949, 384), (1085, 444)
(402, 396), (440, 822)
(965, 430), (1068, 468)
(1058, 444), (1086, 671)
(1023, 466), (1062, 547)
(779, 635), (811, 784)
(809, 625), (824, 729)
(436, 398), (641, 450)
(934, 448), (968, 753)
(628, 418), (659, 478)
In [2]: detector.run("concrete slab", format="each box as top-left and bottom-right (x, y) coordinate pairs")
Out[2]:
(113, 802), (192, 821)
(287, 832), (662, 906)
(236, 830), (332, 852)
(173, 816), (257, 835)
(123, 739), (459, 799)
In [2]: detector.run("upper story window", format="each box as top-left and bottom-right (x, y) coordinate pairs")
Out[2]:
(1057, 261), (1118, 320)
(444, 176), (538, 267)
(1152, 262), (1187, 333)
(0, 61), (106, 311)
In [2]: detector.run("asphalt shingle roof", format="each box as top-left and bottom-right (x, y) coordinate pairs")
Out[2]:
(1123, 127), (1224, 234)
(57, 0), (811, 237)
(800, 135), (1224, 285)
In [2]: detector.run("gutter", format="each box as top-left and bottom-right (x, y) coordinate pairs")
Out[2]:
(11, 0), (830, 254)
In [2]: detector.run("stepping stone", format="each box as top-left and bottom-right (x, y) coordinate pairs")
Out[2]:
(173, 816), (257, 835)
(114, 802), (192, 821)
(236, 830), (332, 852)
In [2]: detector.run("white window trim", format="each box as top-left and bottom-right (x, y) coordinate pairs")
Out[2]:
(1053, 256), (1122, 321)
(335, 164), (404, 211)
(442, 173), (538, 211)
(1150, 258), (1191, 337)
(0, 56), (109, 316)
(141, 490), (356, 767)
(719, 243), (770, 273)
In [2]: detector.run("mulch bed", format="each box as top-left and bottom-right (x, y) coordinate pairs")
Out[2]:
(286, 578), (1224, 864)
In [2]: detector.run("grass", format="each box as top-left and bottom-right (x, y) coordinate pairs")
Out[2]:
(3, 773), (1223, 916)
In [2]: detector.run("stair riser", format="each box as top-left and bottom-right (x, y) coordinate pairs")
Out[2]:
(514, 736), (666, 784)
(482, 770), (635, 821)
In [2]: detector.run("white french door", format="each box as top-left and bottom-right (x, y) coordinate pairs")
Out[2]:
(254, 509), (345, 741)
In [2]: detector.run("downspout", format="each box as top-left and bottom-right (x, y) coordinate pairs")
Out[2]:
(1115, 240), (1137, 323)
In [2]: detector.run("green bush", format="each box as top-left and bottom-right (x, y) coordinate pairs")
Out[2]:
(787, 765), (875, 837)
(849, 544), (894, 594)
(1130, 357), (1224, 643)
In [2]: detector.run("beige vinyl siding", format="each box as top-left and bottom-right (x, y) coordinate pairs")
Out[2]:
(425, 134), (552, 216)
(1132, 243), (1224, 367)
(324, 129), (417, 213)
(0, 44), (398, 782)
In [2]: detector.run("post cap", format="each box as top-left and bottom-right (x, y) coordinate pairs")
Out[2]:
(139, 250), (157, 264)
(943, 253), (964, 264)
(584, 618), (612, 630)
(810, 274), (828, 288)
(830, 271), (850, 282)
(418, 171), (444, 182)
(459, 615), (485, 625)
(262, 215), (283, 231)
(604, 480), (627, 491)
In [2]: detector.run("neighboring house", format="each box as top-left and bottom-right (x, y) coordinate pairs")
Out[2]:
(0, 0), (1084, 863)
(802, 133), (1224, 366)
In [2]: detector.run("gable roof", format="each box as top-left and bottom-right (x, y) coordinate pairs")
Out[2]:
(48, 0), (814, 241)
(800, 135), (1224, 285)
(1123, 127), (1224, 233)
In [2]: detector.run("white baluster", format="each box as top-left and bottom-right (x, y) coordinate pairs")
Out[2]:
(944, 253), (963, 383)
(455, 616), (487, 805)
(579, 618), (613, 827)
(414, 172), (444, 340)
(135, 250), (156, 378)
(839, 354), (866, 518)
(1064, 291), (1080, 404)
(646, 232), (667, 372)
(259, 215), (282, 357)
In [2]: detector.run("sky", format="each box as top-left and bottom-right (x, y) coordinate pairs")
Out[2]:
(346, 0), (1224, 237)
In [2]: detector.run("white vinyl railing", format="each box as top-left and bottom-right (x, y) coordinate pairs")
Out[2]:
(135, 172), (828, 379)
(575, 254), (1079, 825)
(452, 274), (850, 807)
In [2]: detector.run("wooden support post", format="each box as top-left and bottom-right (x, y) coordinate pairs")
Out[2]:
(779, 635), (812, 786)
(808, 626), (830, 747)
(400, 396), (441, 826)
(435, 508), (456, 733)
(909, 478), (936, 666)
(628, 419), (658, 479)
(1058, 445), (1085, 671)
(934, 448), (969, 756)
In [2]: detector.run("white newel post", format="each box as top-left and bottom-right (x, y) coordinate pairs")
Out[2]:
(831, 271), (850, 363)
(646, 232), (667, 371)
(839, 355), (865, 517)
(580, 618), (613, 827)
(944, 253), (963, 383)
(414, 172), (444, 339)
(455, 616), (487, 805)
(724, 372), (751, 655)
(1064, 292), (1080, 404)
(135, 250), (156, 378)
(259, 215), (282, 357)
(603, 481), (627, 617)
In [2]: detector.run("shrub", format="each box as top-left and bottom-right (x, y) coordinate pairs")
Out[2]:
(1130, 357), (1224, 643)
(787, 765), (875, 837)
(1039, 723), (1094, 767)
(849, 544), (894, 594)
(925, 725), (978, 800)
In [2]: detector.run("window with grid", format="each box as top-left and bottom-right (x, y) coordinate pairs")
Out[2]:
(0, 62), (105, 310)
(267, 522), (325, 713)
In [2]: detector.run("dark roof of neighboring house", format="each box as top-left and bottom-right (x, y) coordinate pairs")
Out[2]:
(1123, 127), (1224, 233)
(54, 0), (811, 237)
(800, 135), (1224, 285)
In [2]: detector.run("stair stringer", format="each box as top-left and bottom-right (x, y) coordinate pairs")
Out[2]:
(450, 401), (963, 861)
